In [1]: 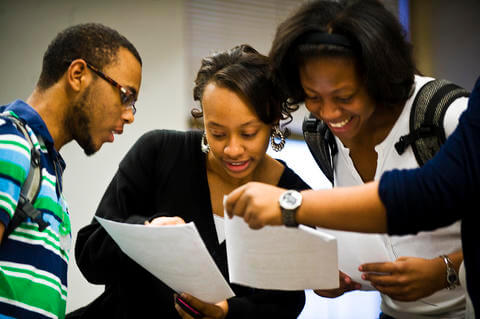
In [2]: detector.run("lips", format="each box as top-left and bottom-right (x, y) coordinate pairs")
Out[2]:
(107, 128), (123, 143)
(113, 127), (124, 135)
(224, 160), (250, 173)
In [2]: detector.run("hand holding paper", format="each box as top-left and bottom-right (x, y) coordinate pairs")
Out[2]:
(96, 216), (235, 303)
(97, 208), (341, 299)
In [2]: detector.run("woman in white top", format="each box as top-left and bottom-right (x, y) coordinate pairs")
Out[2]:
(265, 0), (468, 318)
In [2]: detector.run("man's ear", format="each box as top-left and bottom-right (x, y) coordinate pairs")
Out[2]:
(66, 59), (90, 92)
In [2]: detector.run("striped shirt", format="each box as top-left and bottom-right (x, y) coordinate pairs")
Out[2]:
(0, 100), (70, 319)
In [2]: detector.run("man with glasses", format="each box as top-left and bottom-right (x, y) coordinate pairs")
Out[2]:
(0, 23), (142, 318)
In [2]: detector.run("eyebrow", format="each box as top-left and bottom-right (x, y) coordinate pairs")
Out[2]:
(207, 119), (262, 128)
(126, 86), (138, 97)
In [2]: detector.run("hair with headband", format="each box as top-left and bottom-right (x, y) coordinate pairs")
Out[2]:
(269, 0), (415, 111)
(295, 31), (353, 49)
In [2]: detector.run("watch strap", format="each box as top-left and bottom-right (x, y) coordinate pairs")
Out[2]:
(440, 255), (459, 290)
(281, 208), (298, 227)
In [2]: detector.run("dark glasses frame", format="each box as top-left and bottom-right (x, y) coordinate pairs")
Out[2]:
(84, 61), (137, 115)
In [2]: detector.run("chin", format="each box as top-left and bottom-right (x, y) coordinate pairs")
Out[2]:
(81, 141), (99, 156)
(83, 148), (97, 156)
(225, 164), (256, 181)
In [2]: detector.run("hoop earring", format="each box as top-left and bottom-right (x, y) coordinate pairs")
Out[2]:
(271, 125), (285, 152)
(201, 132), (210, 154)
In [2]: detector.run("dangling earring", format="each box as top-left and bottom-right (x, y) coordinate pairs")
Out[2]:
(201, 132), (210, 154)
(271, 125), (285, 152)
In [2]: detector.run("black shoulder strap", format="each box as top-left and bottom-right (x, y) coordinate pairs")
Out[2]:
(395, 79), (470, 166)
(302, 113), (337, 185)
(1, 113), (49, 241)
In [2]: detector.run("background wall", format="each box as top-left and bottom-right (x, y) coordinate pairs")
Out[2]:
(411, 0), (480, 89)
(0, 0), (479, 316)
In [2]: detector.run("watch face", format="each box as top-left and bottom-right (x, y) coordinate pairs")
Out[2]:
(448, 272), (458, 284)
(280, 190), (302, 210)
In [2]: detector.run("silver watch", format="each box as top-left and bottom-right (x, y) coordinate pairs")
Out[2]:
(440, 255), (459, 290)
(278, 190), (302, 227)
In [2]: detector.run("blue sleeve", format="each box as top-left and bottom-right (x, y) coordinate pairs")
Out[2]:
(379, 76), (480, 236)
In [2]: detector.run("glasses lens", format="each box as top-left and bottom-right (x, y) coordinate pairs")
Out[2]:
(120, 90), (136, 115)
(120, 90), (134, 105)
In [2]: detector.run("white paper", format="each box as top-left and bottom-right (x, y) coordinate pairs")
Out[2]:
(96, 216), (235, 303)
(316, 228), (392, 290)
(213, 214), (225, 244)
(224, 215), (339, 290)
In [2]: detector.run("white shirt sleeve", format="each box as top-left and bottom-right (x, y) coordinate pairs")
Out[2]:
(443, 96), (469, 138)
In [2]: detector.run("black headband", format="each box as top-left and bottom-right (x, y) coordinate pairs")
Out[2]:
(296, 32), (353, 48)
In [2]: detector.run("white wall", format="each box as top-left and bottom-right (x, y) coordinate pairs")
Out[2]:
(0, 0), (187, 312)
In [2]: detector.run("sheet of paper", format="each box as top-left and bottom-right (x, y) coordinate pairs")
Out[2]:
(96, 216), (235, 303)
(213, 214), (225, 244)
(224, 215), (339, 290)
(316, 228), (392, 290)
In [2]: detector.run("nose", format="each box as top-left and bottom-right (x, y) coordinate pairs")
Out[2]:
(224, 135), (244, 158)
(306, 99), (342, 122)
(122, 108), (135, 124)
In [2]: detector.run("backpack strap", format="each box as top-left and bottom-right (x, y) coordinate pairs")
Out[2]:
(395, 79), (470, 166)
(302, 113), (337, 184)
(1, 113), (49, 241)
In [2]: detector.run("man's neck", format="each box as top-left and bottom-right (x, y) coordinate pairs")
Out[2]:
(26, 85), (71, 152)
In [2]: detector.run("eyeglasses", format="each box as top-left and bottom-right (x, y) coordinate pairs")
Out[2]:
(84, 61), (137, 115)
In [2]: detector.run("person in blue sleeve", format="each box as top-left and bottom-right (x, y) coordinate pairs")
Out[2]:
(266, 0), (468, 317)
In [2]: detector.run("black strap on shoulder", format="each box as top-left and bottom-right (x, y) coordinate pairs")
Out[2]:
(1, 113), (49, 241)
(302, 113), (337, 184)
(395, 79), (470, 166)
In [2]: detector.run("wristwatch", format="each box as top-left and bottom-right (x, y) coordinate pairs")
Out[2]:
(278, 190), (302, 227)
(440, 255), (459, 290)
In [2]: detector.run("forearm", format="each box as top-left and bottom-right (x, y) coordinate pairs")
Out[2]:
(448, 250), (464, 275)
(75, 221), (127, 284)
(426, 250), (464, 294)
(75, 209), (155, 284)
(296, 181), (388, 233)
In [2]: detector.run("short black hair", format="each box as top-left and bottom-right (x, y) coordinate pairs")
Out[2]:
(269, 0), (415, 110)
(37, 23), (142, 90)
(192, 44), (285, 125)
